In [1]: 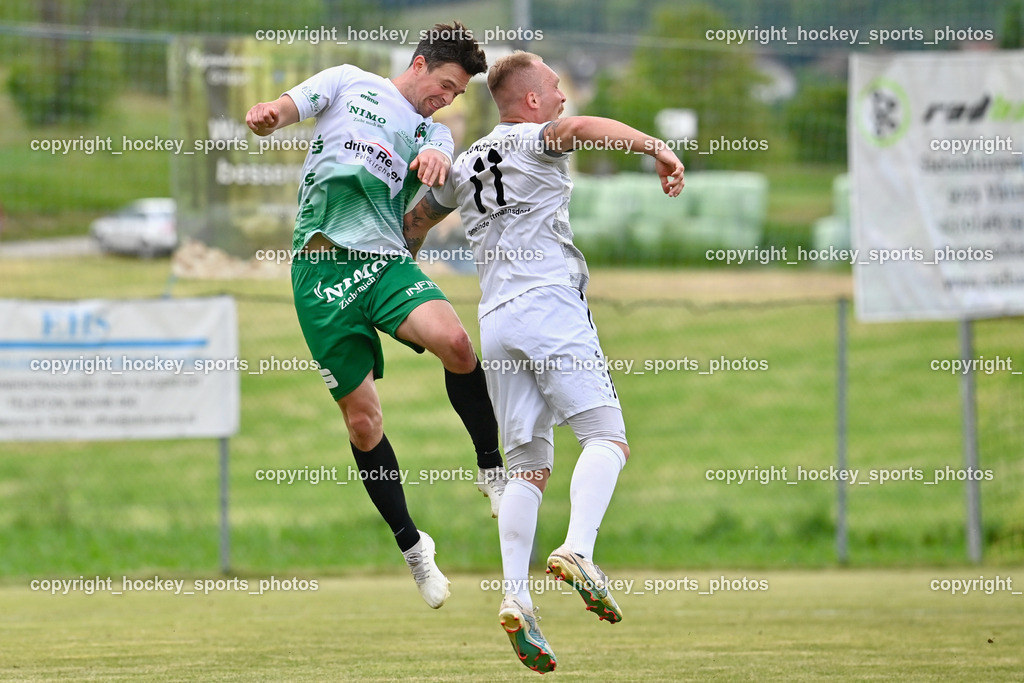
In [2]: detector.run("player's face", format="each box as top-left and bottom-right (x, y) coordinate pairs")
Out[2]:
(534, 63), (566, 121)
(410, 57), (471, 117)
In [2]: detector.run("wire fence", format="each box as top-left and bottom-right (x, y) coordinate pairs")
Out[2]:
(2, 254), (1021, 575)
(1, 4), (1021, 577)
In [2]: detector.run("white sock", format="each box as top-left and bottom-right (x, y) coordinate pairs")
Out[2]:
(498, 477), (542, 608)
(564, 440), (626, 559)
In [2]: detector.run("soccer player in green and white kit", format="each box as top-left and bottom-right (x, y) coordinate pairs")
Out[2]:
(245, 23), (505, 609)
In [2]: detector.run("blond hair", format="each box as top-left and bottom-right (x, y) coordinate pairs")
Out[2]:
(487, 51), (544, 111)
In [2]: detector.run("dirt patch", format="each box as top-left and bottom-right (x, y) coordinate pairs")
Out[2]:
(171, 239), (289, 279)
(583, 268), (853, 304)
(170, 238), (853, 304)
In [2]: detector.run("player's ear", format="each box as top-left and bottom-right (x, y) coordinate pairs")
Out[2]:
(526, 91), (539, 110)
(410, 54), (427, 74)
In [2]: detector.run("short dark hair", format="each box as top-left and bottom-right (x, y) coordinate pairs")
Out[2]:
(412, 21), (487, 76)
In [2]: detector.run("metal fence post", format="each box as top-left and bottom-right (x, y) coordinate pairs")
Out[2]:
(836, 297), (848, 565)
(959, 319), (982, 564)
(220, 437), (231, 574)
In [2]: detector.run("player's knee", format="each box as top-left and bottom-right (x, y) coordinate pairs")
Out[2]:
(340, 406), (383, 451)
(442, 329), (477, 373)
(512, 469), (549, 493)
(348, 421), (383, 452)
(613, 441), (630, 462)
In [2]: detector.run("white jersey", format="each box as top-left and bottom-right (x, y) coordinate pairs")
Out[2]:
(432, 122), (589, 317)
(285, 64), (453, 254)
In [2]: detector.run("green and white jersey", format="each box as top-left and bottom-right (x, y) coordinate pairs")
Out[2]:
(285, 64), (453, 254)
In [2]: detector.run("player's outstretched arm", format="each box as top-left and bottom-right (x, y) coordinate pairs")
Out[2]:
(403, 190), (453, 259)
(245, 95), (300, 136)
(543, 116), (685, 197)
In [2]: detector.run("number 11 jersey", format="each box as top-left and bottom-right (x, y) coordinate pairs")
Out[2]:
(432, 122), (590, 319)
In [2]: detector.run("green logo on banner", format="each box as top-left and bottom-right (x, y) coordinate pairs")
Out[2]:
(857, 78), (910, 147)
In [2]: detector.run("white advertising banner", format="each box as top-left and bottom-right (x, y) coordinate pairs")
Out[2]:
(849, 51), (1024, 321)
(0, 297), (239, 441)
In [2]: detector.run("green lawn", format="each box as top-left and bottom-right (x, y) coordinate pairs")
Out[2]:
(1, 257), (1021, 576)
(1, 569), (1021, 681)
(0, 88), (174, 240)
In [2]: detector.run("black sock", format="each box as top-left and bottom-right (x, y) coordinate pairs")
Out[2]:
(445, 358), (503, 469)
(350, 434), (420, 552)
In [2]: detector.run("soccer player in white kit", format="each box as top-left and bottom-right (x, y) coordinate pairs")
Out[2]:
(404, 51), (684, 672)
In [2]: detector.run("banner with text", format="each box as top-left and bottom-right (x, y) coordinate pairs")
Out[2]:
(849, 51), (1024, 321)
(0, 297), (239, 441)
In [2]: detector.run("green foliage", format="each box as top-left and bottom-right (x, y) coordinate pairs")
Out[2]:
(784, 80), (848, 164)
(533, 0), (653, 34)
(1000, 0), (1023, 48)
(1, 0), (391, 98)
(114, 0), (373, 95)
(6, 39), (122, 126)
(579, 2), (774, 172)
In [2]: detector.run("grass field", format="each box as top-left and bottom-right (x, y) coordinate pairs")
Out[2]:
(2, 569), (1022, 681)
(1, 254), (1022, 577)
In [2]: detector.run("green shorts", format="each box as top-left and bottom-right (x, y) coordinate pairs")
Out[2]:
(291, 249), (448, 400)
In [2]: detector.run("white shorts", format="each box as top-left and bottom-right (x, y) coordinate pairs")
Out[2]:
(479, 285), (625, 472)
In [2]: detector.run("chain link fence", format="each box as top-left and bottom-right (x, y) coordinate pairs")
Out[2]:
(3, 258), (1021, 574)
(1, 2), (1020, 577)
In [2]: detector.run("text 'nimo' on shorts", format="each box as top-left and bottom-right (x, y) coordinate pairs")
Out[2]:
(292, 250), (447, 400)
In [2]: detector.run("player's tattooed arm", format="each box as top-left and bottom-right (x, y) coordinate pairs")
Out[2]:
(403, 190), (453, 258)
(541, 120), (569, 155)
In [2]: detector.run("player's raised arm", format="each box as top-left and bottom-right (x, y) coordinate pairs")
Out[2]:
(245, 94), (300, 136)
(403, 190), (454, 258)
(542, 116), (685, 197)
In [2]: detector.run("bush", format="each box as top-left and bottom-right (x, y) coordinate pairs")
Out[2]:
(784, 81), (848, 164)
(7, 39), (122, 126)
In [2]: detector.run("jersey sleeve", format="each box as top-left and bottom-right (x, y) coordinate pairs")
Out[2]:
(429, 171), (458, 211)
(523, 122), (570, 163)
(419, 122), (455, 161)
(284, 64), (357, 121)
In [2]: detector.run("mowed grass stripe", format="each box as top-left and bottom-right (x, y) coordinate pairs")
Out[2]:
(0, 570), (1021, 681)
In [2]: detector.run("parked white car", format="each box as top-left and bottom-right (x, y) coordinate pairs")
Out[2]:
(90, 198), (177, 257)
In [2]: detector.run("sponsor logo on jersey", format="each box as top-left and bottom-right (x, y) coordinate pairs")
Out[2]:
(347, 102), (387, 126)
(338, 139), (407, 197)
(467, 136), (511, 153)
(359, 91), (380, 105)
(405, 280), (440, 297)
(302, 86), (323, 113)
(398, 123), (429, 148)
